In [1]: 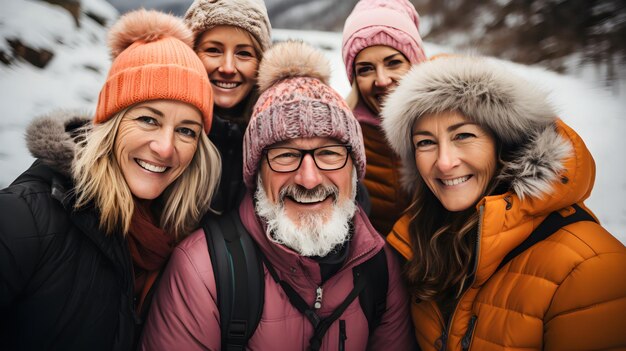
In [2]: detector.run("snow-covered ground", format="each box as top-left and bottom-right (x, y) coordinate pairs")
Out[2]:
(1, 0), (624, 243)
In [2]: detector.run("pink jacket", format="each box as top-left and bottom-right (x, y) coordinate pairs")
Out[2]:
(140, 193), (414, 350)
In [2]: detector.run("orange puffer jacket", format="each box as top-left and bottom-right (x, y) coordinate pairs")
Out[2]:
(354, 102), (410, 235)
(388, 120), (626, 350)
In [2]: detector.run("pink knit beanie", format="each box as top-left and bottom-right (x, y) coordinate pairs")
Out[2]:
(96, 9), (213, 132)
(342, 0), (427, 83)
(243, 41), (366, 189)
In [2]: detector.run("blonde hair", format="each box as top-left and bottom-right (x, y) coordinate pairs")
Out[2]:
(73, 108), (221, 240)
(345, 80), (360, 110)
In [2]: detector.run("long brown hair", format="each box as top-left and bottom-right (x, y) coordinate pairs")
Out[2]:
(404, 141), (507, 302)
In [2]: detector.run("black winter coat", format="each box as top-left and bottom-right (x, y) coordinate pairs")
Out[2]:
(0, 113), (139, 351)
(208, 114), (246, 213)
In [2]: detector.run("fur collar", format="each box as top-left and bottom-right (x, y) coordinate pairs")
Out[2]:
(25, 110), (92, 177)
(381, 56), (572, 200)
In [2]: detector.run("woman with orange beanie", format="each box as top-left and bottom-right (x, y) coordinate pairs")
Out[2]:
(0, 10), (221, 350)
(342, 0), (427, 235)
(381, 56), (626, 350)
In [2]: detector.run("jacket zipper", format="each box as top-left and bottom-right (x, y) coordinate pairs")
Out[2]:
(120, 235), (142, 325)
(314, 286), (323, 309)
(461, 315), (477, 351)
(435, 205), (484, 350)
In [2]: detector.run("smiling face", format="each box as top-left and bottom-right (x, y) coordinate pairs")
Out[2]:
(412, 111), (498, 212)
(114, 100), (203, 200)
(354, 45), (412, 115)
(255, 137), (357, 256)
(195, 25), (259, 110)
(259, 136), (355, 225)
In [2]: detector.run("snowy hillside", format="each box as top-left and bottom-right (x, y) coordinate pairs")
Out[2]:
(1, 0), (624, 243)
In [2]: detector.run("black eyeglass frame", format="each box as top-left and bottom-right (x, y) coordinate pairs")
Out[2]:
(262, 144), (353, 173)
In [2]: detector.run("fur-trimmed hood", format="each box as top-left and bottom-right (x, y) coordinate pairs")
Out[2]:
(381, 56), (594, 210)
(25, 110), (92, 178)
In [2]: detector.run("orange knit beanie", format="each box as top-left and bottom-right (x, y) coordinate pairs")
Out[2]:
(95, 9), (213, 132)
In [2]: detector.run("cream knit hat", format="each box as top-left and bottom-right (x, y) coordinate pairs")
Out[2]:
(184, 0), (272, 52)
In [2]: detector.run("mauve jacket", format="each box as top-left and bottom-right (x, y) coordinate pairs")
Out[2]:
(140, 193), (415, 350)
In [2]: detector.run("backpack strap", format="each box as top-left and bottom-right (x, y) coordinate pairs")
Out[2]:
(203, 211), (264, 351)
(261, 253), (367, 351)
(497, 204), (596, 271)
(356, 248), (388, 334)
(261, 247), (388, 350)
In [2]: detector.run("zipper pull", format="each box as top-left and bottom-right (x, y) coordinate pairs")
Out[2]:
(461, 315), (477, 351)
(435, 329), (447, 351)
(314, 286), (323, 309)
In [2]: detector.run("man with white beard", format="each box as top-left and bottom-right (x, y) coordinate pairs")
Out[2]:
(140, 41), (415, 351)
(254, 164), (358, 258)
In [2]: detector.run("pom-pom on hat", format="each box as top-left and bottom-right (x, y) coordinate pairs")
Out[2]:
(96, 9), (214, 132)
(242, 40), (366, 189)
(342, 0), (427, 83)
(184, 0), (272, 53)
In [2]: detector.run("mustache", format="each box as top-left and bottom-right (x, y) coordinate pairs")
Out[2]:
(279, 183), (339, 204)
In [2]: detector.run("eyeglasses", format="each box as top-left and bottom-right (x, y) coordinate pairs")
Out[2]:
(263, 144), (352, 173)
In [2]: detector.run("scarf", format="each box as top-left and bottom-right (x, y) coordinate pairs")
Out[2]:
(127, 201), (174, 311)
(353, 101), (380, 126)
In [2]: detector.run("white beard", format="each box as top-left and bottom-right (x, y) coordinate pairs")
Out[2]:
(254, 168), (358, 257)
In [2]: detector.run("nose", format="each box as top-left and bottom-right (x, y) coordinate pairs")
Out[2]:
(436, 142), (460, 173)
(150, 130), (175, 160)
(374, 68), (392, 88)
(218, 53), (236, 75)
(294, 154), (323, 189)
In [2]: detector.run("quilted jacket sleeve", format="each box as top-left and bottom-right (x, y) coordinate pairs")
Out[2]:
(543, 222), (626, 350)
(140, 229), (221, 351)
(366, 245), (418, 350)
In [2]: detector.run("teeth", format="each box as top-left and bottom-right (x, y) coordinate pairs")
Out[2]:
(441, 176), (470, 186)
(212, 81), (239, 89)
(293, 196), (327, 204)
(137, 159), (167, 173)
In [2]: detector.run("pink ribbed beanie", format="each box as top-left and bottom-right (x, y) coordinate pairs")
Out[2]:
(96, 9), (213, 132)
(243, 41), (366, 189)
(342, 0), (427, 83)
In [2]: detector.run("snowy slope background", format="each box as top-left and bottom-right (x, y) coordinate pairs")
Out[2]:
(1, 0), (624, 243)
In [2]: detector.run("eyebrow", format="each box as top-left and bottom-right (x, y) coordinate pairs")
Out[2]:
(197, 39), (223, 47)
(447, 122), (472, 131)
(135, 106), (203, 127)
(198, 40), (254, 49)
(138, 106), (163, 117)
(412, 122), (475, 136)
(383, 53), (404, 61)
(273, 141), (338, 148)
(180, 119), (203, 128)
(355, 53), (404, 66)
